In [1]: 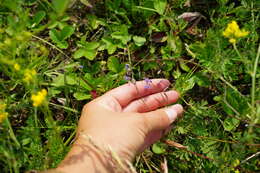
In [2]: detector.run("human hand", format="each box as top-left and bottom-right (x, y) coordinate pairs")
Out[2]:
(56, 79), (183, 173)
(77, 79), (183, 160)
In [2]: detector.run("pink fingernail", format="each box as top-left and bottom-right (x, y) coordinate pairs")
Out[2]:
(165, 108), (177, 123)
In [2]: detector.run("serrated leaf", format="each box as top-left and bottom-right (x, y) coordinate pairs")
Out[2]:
(133, 36), (146, 46)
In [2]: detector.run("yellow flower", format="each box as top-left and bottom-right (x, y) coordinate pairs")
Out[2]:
(223, 21), (249, 43)
(23, 69), (36, 82)
(31, 89), (47, 107)
(229, 38), (237, 44)
(14, 63), (21, 71)
(0, 112), (8, 123)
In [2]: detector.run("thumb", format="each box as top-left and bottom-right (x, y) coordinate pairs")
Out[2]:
(142, 104), (183, 131)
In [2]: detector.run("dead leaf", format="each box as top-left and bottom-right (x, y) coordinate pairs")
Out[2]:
(177, 12), (205, 22)
(164, 140), (187, 149)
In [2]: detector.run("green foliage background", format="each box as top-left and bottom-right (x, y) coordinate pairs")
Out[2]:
(0, 0), (259, 172)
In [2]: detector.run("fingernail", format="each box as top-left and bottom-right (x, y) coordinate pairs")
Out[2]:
(165, 108), (177, 123)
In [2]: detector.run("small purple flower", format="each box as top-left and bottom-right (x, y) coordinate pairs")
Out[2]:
(124, 75), (131, 81)
(144, 85), (150, 89)
(144, 78), (152, 89)
(79, 65), (84, 69)
(125, 64), (130, 71)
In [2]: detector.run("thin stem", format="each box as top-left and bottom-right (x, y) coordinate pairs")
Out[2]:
(34, 107), (38, 127)
(251, 43), (260, 112)
(6, 118), (20, 148)
(233, 43), (243, 59)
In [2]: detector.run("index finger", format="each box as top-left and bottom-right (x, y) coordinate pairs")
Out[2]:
(103, 79), (170, 107)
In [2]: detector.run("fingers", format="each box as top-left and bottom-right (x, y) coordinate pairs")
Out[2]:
(104, 79), (170, 107)
(141, 104), (183, 132)
(123, 90), (179, 113)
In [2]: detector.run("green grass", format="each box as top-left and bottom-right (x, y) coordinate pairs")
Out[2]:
(0, 0), (259, 172)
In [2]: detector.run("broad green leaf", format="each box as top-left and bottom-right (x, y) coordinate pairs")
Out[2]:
(154, 0), (167, 15)
(73, 92), (91, 101)
(49, 29), (61, 43)
(52, 0), (70, 16)
(60, 26), (74, 40)
(111, 25), (131, 45)
(84, 42), (100, 50)
(49, 29), (69, 49)
(102, 38), (117, 54)
(107, 56), (123, 73)
(74, 49), (88, 59)
(152, 143), (166, 154)
(133, 36), (146, 46)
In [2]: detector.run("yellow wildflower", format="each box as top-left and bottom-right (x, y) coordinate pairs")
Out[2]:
(229, 38), (237, 44)
(31, 89), (47, 107)
(223, 21), (249, 43)
(14, 63), (21, 71)
(0, 112), (8, 123)
(0, 103), (8, 123)
(23, 69), (36, 82)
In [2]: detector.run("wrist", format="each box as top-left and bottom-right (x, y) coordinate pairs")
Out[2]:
(56, 133), (136, 173)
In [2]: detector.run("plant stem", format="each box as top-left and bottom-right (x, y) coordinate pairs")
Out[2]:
(251, 43), (260, 115)
(233, 43), (242, 59)
(6, 118), (20, 148)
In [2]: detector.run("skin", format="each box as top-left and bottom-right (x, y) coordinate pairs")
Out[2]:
(54, 79), (183, 173)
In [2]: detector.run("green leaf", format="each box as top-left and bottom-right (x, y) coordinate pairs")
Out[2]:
(74, 49), (88, 59)
(133, 36), (146, 46)
(154, 0), (167, 15)
(84, 42), (100, 50)
(102, 38), (117, 54)
(107, 56), (123, 73)
(152, 143), (166, 154)
(52, 0), (70, 16)
(111, 25), (131, 45)
(49, 29), (61, 43)
(49, 26), (74, 49)
(74, 48), (96, 60)
(73, 92), (91, 101)
(30, 11), (46, 28)
(180, 61), (191, 72)
(60, 26), (74, 40)
(223, 117), (240, 131)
